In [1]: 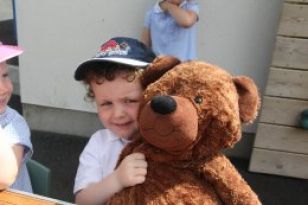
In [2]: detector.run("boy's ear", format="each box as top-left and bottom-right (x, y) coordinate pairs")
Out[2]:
(233, 76), (261, 123)
(141, 55), (180, 88)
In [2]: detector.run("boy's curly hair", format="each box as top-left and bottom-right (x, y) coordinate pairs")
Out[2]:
(82, 62), (144, 101)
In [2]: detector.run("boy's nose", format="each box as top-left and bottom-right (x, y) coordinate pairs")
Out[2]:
(112, 105), (126, 118)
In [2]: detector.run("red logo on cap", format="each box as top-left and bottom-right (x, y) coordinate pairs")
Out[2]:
(96, 40), (130, 57)
(100, 40), (118, 52)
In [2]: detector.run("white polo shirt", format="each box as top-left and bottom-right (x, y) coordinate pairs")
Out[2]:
(73, 129), (130, 194)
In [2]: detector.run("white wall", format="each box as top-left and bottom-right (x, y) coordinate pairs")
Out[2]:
(200, 0), (283, 92)
(16, 0), (156, 113)
(0, 0), (13, 21)
(16, 0), (283, 130)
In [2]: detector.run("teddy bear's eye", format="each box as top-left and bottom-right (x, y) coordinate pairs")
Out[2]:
(194, 96), (203, 104)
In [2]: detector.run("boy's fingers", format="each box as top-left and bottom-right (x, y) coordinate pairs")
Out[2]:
(134, 175), (146, 184)
(129, 152), (145, 160)
(135, 167), (147, 176)
(134, 160), (148, 168)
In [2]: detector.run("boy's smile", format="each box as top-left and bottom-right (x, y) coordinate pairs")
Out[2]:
(90, 72), (142, 139)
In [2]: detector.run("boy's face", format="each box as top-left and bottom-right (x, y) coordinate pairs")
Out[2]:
(0, 62), (13, 114)
(91, 72), (142, 139)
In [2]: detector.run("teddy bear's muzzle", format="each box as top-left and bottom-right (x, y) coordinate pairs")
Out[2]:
(150, 95), (177, 115)
(139, 96), (199, 155)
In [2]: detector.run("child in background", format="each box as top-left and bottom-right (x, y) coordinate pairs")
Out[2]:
(0, 43), (33, 192)
(73, 37), (156, 204)
(141, 0), (199, 61)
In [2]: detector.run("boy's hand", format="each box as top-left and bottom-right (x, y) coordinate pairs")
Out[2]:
(159, 1), (174, 12)
(114, 153), (148, 188)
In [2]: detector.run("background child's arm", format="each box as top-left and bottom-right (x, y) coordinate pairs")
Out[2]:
(160, 1), (198, 28)
(141, 27), (151, 48)
(0, 136), (24, 190)
(75, 152), (147, 205)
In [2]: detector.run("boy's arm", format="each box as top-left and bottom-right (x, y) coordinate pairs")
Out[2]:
(75, 171), (123, 205)
(75, 153), (147, 205)
(141, 27), (151, 48)
(0, 137), (24, 190)
(160, 1), (198, 28)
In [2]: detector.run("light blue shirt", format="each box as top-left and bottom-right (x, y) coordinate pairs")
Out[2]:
(144, 0), (199, 61)
(0, 106), (33, 193)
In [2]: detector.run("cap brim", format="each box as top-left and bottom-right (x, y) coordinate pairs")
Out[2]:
(0, 45), (23, 63)
(74, 57), (149, 81)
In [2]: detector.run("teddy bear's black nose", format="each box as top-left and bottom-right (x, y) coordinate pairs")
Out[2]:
(150, 95), (177, 115)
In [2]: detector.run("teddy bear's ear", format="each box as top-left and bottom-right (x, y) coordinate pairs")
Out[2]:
(141, 55), (181, 88)
(233, 76), (261, 123)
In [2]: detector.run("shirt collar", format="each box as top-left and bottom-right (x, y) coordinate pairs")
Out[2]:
(105, 129), (120, 142)
(154, 1), (163, 13)
(105, 129), (131, 144)
(0, 107), (13, 128)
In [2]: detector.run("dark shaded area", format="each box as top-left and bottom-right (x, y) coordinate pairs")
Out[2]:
(8, 94), (22, 114)
(0, 19), (18, 65)
(231, 158), (308, 205)
(31, 130), (88, 202)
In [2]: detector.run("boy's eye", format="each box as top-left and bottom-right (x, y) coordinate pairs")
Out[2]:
(2, 73), (9, 78)
(100, 102), (112, 106)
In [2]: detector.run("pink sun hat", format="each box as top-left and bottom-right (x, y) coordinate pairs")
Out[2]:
(0, 43), (24, 63)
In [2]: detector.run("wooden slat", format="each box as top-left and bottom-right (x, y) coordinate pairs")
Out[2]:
(265, 68), (308, 99)
(278, 3), (308, 37)
(254, 123), (308, 154)
(260, 96), (308, 126)
(272, 36), (308, 70)
(249, 148), (308, 179)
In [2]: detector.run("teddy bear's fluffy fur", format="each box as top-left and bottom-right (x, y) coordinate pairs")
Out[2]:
(108, 56), (262, 205)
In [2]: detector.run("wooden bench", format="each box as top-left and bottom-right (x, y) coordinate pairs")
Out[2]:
(249, 0), (308, 179)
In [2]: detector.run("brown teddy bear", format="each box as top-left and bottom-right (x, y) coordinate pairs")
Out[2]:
(108, 56), (262, 205)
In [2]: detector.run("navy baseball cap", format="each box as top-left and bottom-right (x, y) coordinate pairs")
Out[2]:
(74, 37), (156, 81)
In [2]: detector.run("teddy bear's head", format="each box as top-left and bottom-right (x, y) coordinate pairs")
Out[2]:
(137, 56), (260, 161)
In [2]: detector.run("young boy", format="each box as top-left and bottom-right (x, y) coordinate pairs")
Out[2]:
(0, 43), (33, 192)
(141, 0), (199, 61)
(73, 37), (156, 204)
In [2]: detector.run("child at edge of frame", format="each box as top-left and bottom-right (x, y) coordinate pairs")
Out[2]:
(0, 42), (33, 193)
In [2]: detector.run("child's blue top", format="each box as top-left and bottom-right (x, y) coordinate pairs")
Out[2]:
(0, 106), (33, 193)
(144, 0), (199, 61)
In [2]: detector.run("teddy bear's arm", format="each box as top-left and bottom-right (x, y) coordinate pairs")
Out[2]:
(199, 154), (261, 205)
